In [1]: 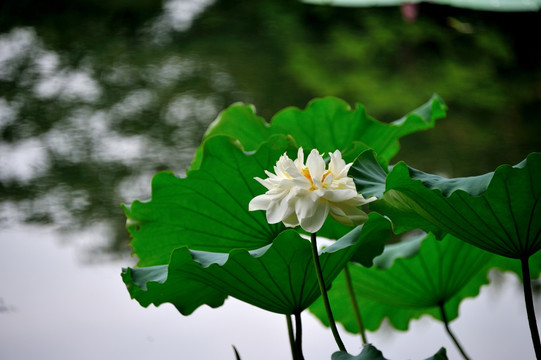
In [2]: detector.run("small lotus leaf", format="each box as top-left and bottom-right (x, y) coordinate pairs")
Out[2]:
(331, 345), (447, 360)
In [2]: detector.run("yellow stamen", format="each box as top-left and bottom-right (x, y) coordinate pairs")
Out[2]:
(302, 168), (317, 191)
(321, 170), (332, 183)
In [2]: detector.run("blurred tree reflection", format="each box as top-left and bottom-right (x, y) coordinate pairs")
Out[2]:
(0, 0), (539, 259)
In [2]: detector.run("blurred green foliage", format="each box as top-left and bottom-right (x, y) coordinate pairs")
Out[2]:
(0, 0), (539, 258)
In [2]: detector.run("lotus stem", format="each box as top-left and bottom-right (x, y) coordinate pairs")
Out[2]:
(232, 345), (241, 360)
(294, 311), (305, 360)
(310, 232), (347, 352)
(521, 256), (541, 359)
(344, 264), (368, 345)
(286, 315), (298, 360)
(438, 301), (471, 360)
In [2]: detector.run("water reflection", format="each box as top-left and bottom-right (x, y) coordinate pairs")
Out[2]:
(0, 0), (540, 261)
(0, 2), (234, 258)
(153, 0), (216, 34)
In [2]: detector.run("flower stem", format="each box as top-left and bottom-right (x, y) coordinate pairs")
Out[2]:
(294, 311), (305, 360)
(344, 264), (368, 345)
(438, 301), (471, 360)
(286, 315), (298, 360)
(310, 232), (347, 352)
(521, 256), (541, 359)
(232, 345), (241, 360)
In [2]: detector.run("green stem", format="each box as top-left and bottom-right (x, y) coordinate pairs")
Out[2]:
(232, 345), (241, 360)
(438, 301), (471, 360)
(344, 264), (368, 345)
(521, 256), (541, 359)
(286, 315), (298, 360)
(310, 232), (347, 352)
(294, 311), (305, 360)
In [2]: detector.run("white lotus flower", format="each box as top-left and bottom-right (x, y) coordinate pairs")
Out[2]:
(249, 147), (376, 233)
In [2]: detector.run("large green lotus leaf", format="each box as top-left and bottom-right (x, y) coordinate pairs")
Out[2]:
(331, 345), (389, 360)
(123, 135), (297, 266)
(491, 248), (541, 281)
(348, 213), (392, 267)
(122, 217), (391, 315)
(199, 103), (268, 157)
(272, 94), (446, 164)
(372, 152), (541, 259)
(301, 0), (541, 11)
(121, 262), (228, 316)
(372, 234), (423, 269)
(351, 150), (541, 278)
(332, 345), (448, 360)
(310, 233), (494, 332)
(313, 216), (357, 242)
(195, 95), (446, 168)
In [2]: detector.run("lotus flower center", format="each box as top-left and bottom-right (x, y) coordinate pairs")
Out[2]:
(321, 170), (332, 184)
(302, 167), (318, 191)
(302, 167), (334, 191)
